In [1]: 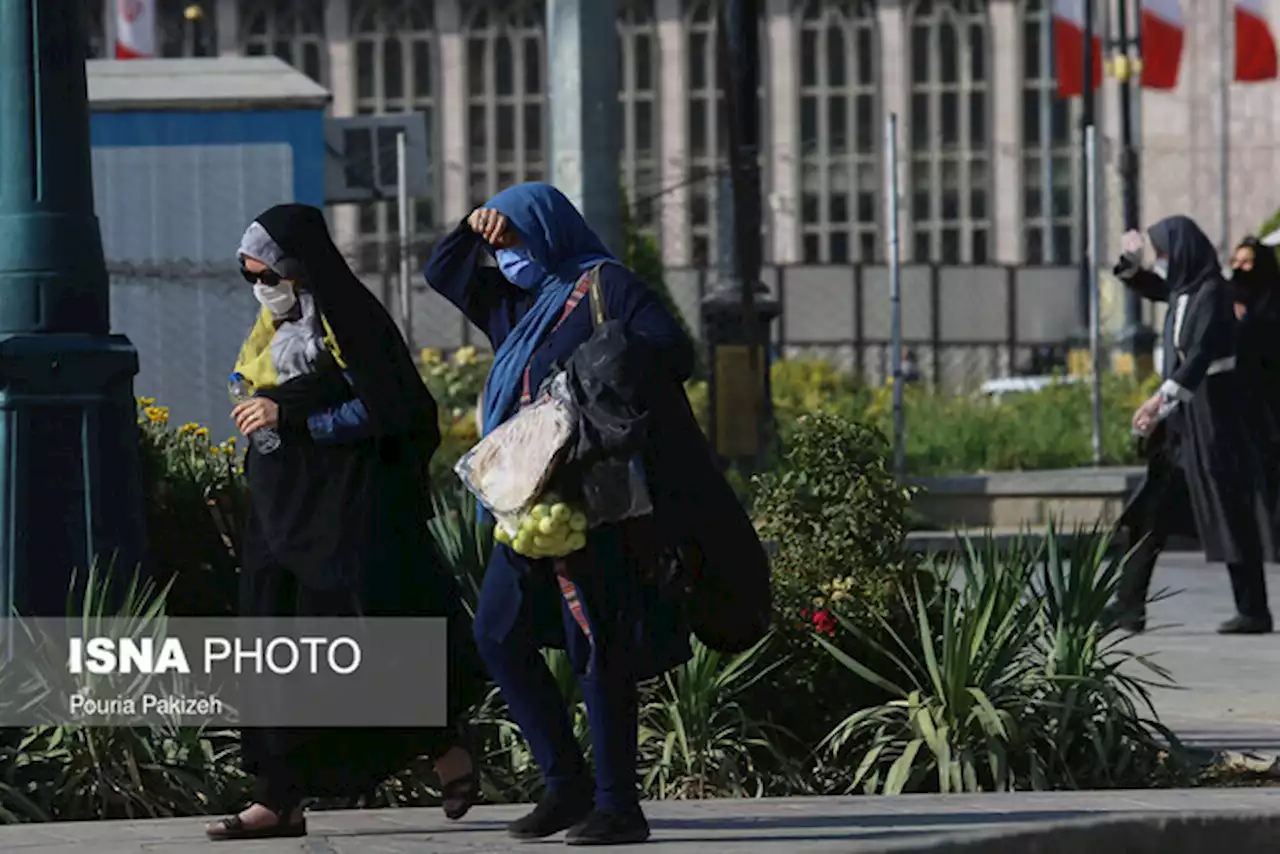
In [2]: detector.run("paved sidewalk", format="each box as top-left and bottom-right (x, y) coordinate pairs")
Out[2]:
(6, 790), (1280, 853)
(1124, 554), (1280, 753)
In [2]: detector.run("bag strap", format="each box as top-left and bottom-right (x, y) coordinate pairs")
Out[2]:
(587, 263), (607, 329)
(518, 265), (607, 407)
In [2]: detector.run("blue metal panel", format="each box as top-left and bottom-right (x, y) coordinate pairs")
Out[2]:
(89, 110), (325, 208)
(93, 142), (295, 265)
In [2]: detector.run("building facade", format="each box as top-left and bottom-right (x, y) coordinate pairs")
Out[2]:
(86, 0), (1280, 273)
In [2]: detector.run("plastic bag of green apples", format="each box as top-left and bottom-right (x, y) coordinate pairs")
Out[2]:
(494, 491), (590, 559)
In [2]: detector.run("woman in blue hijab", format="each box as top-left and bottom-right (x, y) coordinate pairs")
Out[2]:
(424, 183), (695, 845)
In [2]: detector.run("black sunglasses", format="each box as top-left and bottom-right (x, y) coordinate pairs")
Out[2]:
(240, 265), (283, 286)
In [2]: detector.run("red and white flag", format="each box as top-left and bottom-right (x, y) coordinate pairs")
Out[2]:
(115, 0), (156, 59)
(1053, 0), (1103, 98)
(1139, 0), (1184, 89)
(1236, 0), (1279, 81)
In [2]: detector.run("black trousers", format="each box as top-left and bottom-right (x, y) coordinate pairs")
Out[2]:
(238, 518), (481, 812)
(1118, 464), (1271, 620)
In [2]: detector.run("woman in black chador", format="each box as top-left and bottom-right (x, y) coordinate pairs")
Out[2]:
(205, 204), (485, 840)
(1229, 235), (1280, 470)
(1105, 216), (1276, 635)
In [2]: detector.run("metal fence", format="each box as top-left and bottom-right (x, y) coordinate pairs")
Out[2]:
(106, 246), (1088, 433)
(409, 262), (1085, 393)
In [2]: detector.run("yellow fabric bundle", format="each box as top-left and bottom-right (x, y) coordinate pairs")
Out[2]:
(232, 306), (347, 390)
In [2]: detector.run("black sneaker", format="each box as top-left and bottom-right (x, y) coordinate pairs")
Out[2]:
(1101, 601), (1146, 633)
(566, 807), (650, 846)
(507, 788), (593, 840)
(1217, 613), (1273, 634)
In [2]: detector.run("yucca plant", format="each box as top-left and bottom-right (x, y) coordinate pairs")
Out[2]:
(638, 635), (798, 799)
(818, 524), (1184, 794)
(427, 483), (494, 616)
(0, 561), (246, 823)
(819, 557), (1041, 794)
(1024, 522), (1185, 788)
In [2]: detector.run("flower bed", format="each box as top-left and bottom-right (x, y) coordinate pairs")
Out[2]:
(0, 368), (1182, 824)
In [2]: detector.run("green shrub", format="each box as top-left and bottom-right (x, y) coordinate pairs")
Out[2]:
(860, 374), (1153, 475)
(769, 358), (868, 442)
(819, 524), (1185, 793)
(136, 399), (246, 618)
(750, 411), (921, 748)
(754, 411), (917, 626)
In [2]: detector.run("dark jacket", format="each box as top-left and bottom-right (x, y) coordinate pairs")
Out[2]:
(1116, 215), (1280, 563)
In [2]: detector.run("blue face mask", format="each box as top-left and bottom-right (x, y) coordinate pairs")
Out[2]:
(496, 247), (547, 291)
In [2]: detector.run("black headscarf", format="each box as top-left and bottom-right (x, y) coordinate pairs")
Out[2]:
(1232, 235), (1280, 310)
(251, 204), (439, 450)
(1147, 215), (1222, 295)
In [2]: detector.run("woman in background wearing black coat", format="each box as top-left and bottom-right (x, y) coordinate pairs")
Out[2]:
(1105, 216), (1276, 635)
(1229, 236), (1280, 467)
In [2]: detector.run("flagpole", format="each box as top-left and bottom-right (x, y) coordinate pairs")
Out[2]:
(1040, 0), (1055, 265)
(1077, 0), (1096, 355)
(1115, 0), (1154, 374)
(1220, 0), (1231, 254)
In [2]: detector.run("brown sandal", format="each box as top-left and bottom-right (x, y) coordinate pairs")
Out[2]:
(441, 771), (479, 821)
(205, 812), (307, 840)
(438, 728), (480, 821)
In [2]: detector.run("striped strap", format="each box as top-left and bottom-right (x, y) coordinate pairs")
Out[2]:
(554, 558), (594, 669)
(519, 274), (593, 406)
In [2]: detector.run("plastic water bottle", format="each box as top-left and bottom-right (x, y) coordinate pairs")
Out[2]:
(228, 372), (281, 454)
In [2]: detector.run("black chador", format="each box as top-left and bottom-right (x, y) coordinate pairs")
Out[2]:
(1108, 215), (1276, 634)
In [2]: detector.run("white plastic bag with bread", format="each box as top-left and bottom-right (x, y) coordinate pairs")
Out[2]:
(454, 372), (577, 530)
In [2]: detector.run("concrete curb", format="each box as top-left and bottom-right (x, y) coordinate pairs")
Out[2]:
(904, 529), (1113, 554)
(882, 811), (1280, 853)
(904, 528), (1201, 554)
(909, 467), (1147, 533)
(910, 467), (1147, 496)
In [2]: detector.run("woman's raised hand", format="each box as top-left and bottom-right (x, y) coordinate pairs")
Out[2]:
(1120, 229), (1145, 257)
(468, 208), (516, 248)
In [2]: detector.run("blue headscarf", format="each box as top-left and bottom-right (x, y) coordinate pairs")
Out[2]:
(480, 182), (615, 437)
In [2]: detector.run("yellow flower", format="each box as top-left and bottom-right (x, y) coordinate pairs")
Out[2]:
(178, 422), (198, 435)
(454, 346), (478, 366)
(420, 347), (443, 365)
(137, 396), (156, 407)
(224, 436), (236, 445)
(194, 427), (209, 440)
(144, 406), (169, 424)
(210, 446), (222, 456)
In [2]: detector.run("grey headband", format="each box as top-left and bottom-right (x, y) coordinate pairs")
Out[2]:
(237, 221), (305, 279)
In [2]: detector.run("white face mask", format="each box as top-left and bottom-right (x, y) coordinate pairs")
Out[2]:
(253, 282), (297, 315)
(1152, 258), (1169, 280)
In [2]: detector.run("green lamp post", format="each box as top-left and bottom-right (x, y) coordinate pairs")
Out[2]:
(0, 2), (146, 617)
